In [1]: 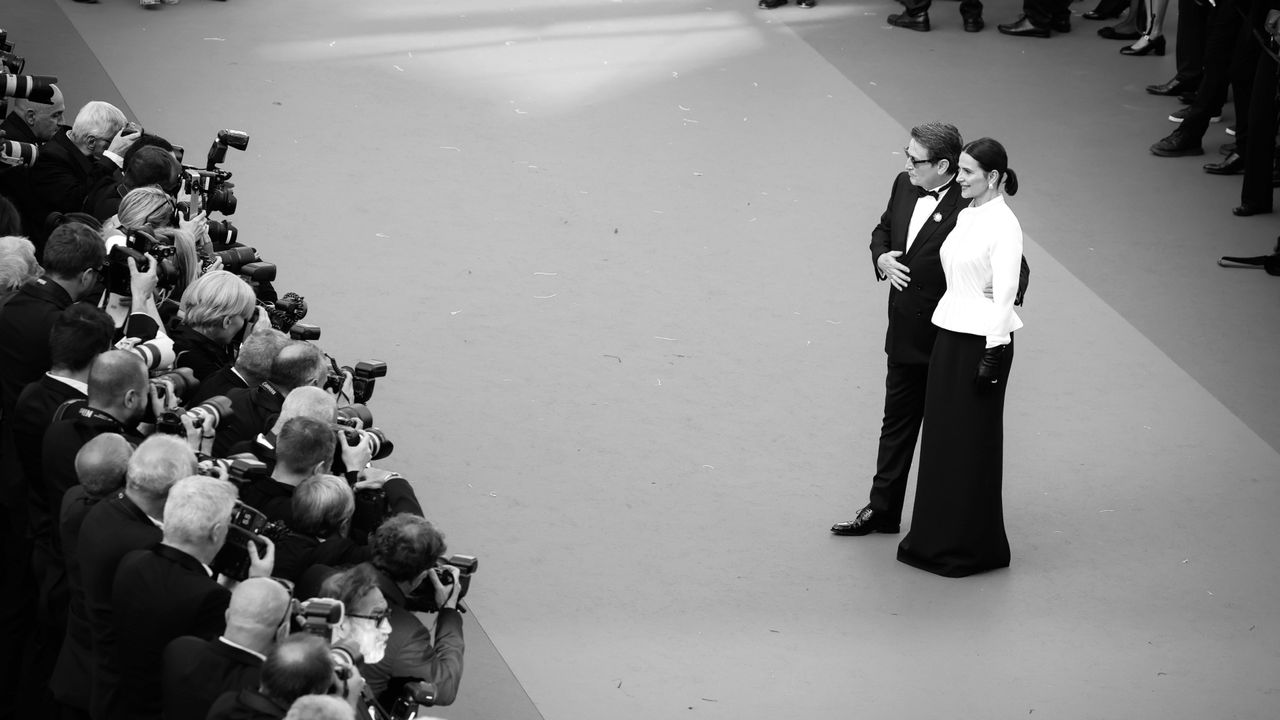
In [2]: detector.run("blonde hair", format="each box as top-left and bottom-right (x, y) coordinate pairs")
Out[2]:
(114, 186), (176, 230)
(179, 270), (255, 332)
(0, 236), (41, 309)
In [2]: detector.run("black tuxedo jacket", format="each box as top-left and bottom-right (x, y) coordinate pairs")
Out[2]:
(49, 486), (108, 709)
(77, 492), (164, 720)
(41, 407), (140, 553)
(111, 543), (230, 720)
(869, 172), (968, 366)
(161, 637), (263, 720)
(26, 129), (117, 245)
(174, 324), (237, 385)
(213, 383), (284, 457)
(0, 113), (40, 230)
(2, 373), (85, 532)
(0, 278), (76, 417)
(189, 365), (250, 406)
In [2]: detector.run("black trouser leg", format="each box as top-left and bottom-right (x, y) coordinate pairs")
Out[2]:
(869, 362), (929, 524)
(1175, 0), (1209, 85)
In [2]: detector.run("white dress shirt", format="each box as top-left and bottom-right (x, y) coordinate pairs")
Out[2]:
(905, 179), (951, 252)
(931, 195), (1023, 347)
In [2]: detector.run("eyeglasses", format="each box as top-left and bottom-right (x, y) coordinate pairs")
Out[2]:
(348, 607), (392, 625)
(903, 147), (935, 166)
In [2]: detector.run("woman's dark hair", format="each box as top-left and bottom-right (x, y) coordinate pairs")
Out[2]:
(963, 137), (1019, 196)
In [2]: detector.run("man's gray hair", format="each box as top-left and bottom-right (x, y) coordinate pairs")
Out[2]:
(126, 434), (197, 501)
(235, 328), (289, 387)
(292, 475), (354, 537)
(283, 695), (355, 720)
(68, 101), (126, 146)
(162, 475), (238, 547)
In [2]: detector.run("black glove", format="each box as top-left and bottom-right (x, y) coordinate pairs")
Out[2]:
(975, 344), (1007, 390)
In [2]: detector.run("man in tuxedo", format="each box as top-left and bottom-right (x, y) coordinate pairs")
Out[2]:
(25, 101), (138, 250)
(213, 341), (329, 457)
(187, 327), (288, 406)
(831, 122), (968, 537)
(110, 475), (275, 720)
(161, 577), (293, 720)
(75, 434), (196, 720)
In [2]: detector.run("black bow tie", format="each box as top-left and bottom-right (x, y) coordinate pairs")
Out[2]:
(916, 185), (946, 200)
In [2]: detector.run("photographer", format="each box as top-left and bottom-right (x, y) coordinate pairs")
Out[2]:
(111, 474), (275, 720)
(0, 84), (64, 228)
(173, 269), (262, 384)
(74, 434), (196, 720)
(273, 474), (371, 583)
(27, 101), (139, 251)
(208, 634), (346, 720)
(215, 340), (327, 457)
(0, 233), (40, 308)
(190, 326), (287, 406)
(240, 416), (335, 525)
(363, 515), (464, 708)
(161, 577), (293, 720)
(84, 138), (182, 221)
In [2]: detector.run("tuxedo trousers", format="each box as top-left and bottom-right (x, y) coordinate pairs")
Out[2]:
(869, 361), (929, 524)
(898, 329), (1012, 577)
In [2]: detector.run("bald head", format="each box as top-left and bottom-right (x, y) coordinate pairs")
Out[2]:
(261, 634), (333, 704)
(270, 342), (325, 392)
(87, 350), (148, 413)
(225, 577), (292, 642)
(11, 85), (65, 143)
(125, 434), (196, 501)
(75, 433), (131, 497)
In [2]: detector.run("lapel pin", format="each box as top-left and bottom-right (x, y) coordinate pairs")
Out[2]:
(932, 212), (942, 223)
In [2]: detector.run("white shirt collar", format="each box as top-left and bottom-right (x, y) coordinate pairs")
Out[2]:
(217, 636), (267, 662)
(46, 372), (88, 394)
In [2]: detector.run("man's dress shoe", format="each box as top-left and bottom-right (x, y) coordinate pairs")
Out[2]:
(1150, 129), (1204, 157)
(1232, 204), (1272, 216)
(999, 16), (1052, 37)
(831, 507), (900, 536)
(797, 0), (816, 7)
(1204, 152), (1244, 175)
(758, 0), (787, 8)
(1098, 25), (1141, 39)
(964, 16), (985, 31)
(1147, 76), (1197, 96)
(888, 12), (931, 30)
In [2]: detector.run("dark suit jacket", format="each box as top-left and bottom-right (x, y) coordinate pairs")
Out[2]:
(77, 492), (163, 720)
(189, 365), (250, 406)
(173, 324), (237, 385)
(161, 636), (263, 720)
(111, 543), (230, 720)
(41, 406), (139, 552)
(364, 568), (465, 706)
(272, 532), (370, 584)
(0, 278), (76, 417)
(213, 383), (284, 457)
(49, 486), (110, 709)
(26, 129), (117, 245)
(0, 113), (40, 233)
(238, 476), (297, 525)
(207, 689), (289, 720)
(869, 172), (969, 365)
(3, 373), (85, 532)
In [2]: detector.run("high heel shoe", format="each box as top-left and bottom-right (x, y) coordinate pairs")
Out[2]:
(1120, 34), (1165, 55)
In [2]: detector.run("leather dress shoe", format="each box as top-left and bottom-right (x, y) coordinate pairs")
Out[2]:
(831, 506), (900, 536)
(1146, 76), (1197, 96)
(964, 16), (985, 31)
(797, 0), (816, 7)
(758, 0), (787, 8)
(998, 16), (1051, 37)
(888, 11), (931, 30)
(1050, 17), (1071, 32)
(1232, 204), (1272, 216)
(1150, 129), (1204, 156)
(1204, 152), (1243, 175)
(1098, 25), (1141, 40)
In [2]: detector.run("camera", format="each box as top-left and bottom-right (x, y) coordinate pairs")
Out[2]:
(155, 395), (234, 436)
(105, 226), (180, 296)
(324, 359), (387, 405)
(259, 292), (307, 332)
(295, 597), (345, 639)
(0, 31), (29, 76)
(182, 130), (248, 220)
(289, 323), (321, 341)
(196, 455), (270, 484)
(210, 500), (290, 581)
(0, 137), (37, 165)
(388, 679), (438, 718)
(403, 555), (478, 613)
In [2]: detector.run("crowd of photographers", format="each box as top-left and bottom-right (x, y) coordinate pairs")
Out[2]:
(1, 46), (472, 720)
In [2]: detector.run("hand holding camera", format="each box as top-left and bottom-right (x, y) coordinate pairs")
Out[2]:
(429, 565), (463, 610)
(245, 533), (276, 579)
(107, 121), (142, 157)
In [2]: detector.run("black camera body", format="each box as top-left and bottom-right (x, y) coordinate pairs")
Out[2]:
(210, 500), (289, 581)
(106, 226), (179, 296)
(259, 292), (307, 332)
(324, 359), (387, 405)
(403, 554), (478, 613)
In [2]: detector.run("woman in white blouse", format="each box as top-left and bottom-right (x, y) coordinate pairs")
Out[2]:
(897, 137), (1023, 578)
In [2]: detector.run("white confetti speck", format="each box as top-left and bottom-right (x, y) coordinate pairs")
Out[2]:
(533, 293), (558, 299)
(393, 65), (404, 72)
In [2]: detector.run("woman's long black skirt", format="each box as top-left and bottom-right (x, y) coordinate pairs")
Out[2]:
(897, 328), (1013, 577)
